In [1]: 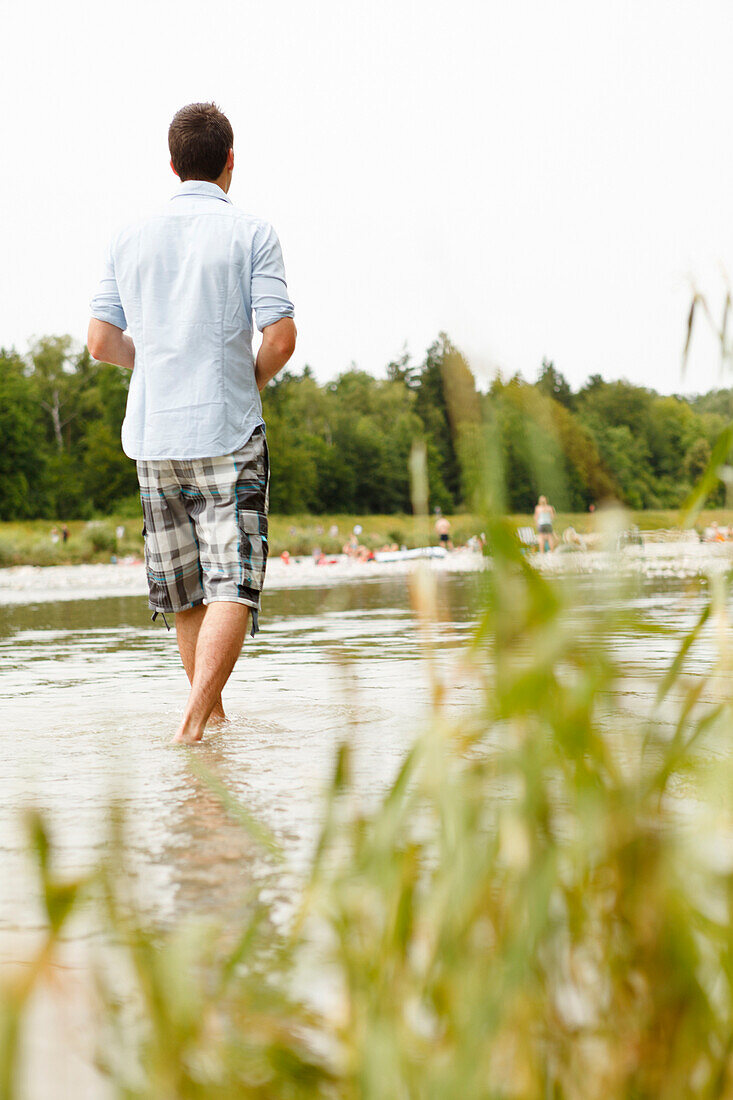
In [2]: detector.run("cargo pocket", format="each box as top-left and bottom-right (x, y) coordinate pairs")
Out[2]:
(237, 510), (269, 590)
(141, 519), (170, 610)
(263, 433), (270, 513)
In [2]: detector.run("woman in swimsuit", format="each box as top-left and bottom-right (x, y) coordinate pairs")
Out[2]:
(534, 495), (556, 553)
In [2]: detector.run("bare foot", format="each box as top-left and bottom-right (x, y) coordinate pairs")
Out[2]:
(171, 717), (206, 744)
(170, 698), (228, 743)
(171, 733), (203, 745)
(171, 730), (202, 745)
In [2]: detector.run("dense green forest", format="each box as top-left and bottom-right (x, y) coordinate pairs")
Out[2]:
(1, 333), (730, 520)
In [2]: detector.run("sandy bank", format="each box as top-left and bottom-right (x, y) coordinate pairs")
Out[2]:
(2, 541), (732, 608)
(0, 549), (487, 606)
(532, 540), (733, 579)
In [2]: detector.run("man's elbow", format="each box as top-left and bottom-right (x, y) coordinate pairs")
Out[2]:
(87, 337), (106, 362)
(87, 319), (109, 361)
(264, 319), (297, 360)
(270, 340), (296, 363)
(278, 330), (297, 359)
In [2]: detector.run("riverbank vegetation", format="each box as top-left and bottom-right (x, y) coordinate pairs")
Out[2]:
(2, 334), (733, 523)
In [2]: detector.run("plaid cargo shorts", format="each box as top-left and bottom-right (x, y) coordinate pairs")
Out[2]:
(136, 426), (269, 636)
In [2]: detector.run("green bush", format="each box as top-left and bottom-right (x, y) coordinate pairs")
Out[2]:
(0, 539), (18, 567)
(108, 493), (143, 520)
(82, 521), (117, 554)
(27, 539), (64, 567)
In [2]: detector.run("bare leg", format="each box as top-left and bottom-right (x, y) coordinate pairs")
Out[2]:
(175, 605), (225, 722)
(172, 602), (250, 744)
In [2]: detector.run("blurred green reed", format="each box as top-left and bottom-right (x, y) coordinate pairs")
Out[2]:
(5, 348), (733, 1097)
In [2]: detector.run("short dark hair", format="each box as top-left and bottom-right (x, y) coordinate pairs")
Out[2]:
(168, 102), (233, 182)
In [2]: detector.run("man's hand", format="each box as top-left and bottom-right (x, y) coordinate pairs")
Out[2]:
(255, 318), (296, 391)
(87, 319), (136, 370)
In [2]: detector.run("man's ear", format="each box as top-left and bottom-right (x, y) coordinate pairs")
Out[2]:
(227, 148), (234, 171)
(170, 158), (180, 178)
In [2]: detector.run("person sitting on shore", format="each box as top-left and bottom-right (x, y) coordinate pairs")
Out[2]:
(435, 515), (453, 550)
(562, 526), (586, 551)
(704, 522), (726, 543)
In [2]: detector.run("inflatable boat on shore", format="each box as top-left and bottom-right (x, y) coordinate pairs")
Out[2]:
(373, 546), (449, 563)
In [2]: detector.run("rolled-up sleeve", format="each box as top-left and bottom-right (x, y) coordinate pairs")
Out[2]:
(89, 245), (127, 330)
(251, 222), (294, 332)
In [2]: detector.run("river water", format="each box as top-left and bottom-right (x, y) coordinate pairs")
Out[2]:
(0, 561), (727, 1097)
(1, 564), (723, 944)
(0, 571), (483, 952)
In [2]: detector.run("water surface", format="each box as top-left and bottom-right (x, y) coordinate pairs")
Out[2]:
(3, 566), (729, 1099)
(0, 573), (483, 949)
(0, 568), (722, 954)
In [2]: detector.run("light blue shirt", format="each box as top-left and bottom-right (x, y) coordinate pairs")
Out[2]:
(90, 180), (294, 460)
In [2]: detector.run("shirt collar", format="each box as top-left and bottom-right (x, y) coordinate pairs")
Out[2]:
(171, 180), (232, 204)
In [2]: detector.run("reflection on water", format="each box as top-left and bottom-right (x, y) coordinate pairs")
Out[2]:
(0, 569), (723, 953)
(0, 574), (482, 952)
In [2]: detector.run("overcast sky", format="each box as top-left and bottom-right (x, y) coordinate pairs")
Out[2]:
(2, 0), (732, 394)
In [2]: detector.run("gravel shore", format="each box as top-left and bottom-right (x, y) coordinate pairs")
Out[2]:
(0, 548), (487, 606)
(2, 540), (732, 607)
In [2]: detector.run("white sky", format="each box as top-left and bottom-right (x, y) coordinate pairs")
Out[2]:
(2, 0), (733, 395)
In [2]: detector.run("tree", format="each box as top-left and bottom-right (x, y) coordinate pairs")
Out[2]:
(413, 334), (463, 509)
(684, 437), (712, 484)
(5, 328), (732, 522)
(81, 421), (139, 513)
(27, 336), (93, 452)
(485, 379), (615, 512)
(386, 348), (417, 389)
(536, 359), (574, 409)
(0, 349), (48, 520)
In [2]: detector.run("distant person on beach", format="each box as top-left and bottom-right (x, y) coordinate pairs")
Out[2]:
(87, 102), (296, 744)
(534, 495), (556, 553)
(705, 522), (727, 543)
(435, 515), (453, 550)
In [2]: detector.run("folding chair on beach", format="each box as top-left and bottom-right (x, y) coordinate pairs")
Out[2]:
(516, 526), (538, 553)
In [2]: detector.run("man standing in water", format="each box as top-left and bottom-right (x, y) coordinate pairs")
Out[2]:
(87, 103), (296, 743)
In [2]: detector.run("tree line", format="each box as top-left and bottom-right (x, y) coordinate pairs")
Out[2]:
(0, 333), (729, 521)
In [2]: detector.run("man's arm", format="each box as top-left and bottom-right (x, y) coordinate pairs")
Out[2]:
(87, 319), (136, 370)
(255, 318), (296, 391)
(89, 243), (133, 367)
(250, 221), (295, 389)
